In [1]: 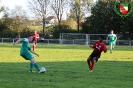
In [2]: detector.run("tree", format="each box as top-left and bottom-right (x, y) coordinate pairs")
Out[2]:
(69, 0), (88, 32)
(0, 0), (4, 13)
(9, 6), (29, 36)
(51, 0), (69, 31)
(0, 6), (4, 13)
(82, 0), (133, 40)
(28, 0), (51, 38)
(82, 1), (119, 34)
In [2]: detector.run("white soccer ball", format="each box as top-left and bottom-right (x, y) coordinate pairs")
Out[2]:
(41, 67), (46, 72)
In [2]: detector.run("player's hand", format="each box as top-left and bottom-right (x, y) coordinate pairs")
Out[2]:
(90, 45), (94, 48)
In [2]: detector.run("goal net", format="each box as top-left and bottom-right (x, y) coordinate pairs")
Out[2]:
(59, 33), (108, 45)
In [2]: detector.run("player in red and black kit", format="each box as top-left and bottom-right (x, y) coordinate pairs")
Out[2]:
(87, 36), (107, 72)
(32, 30), (39, 51)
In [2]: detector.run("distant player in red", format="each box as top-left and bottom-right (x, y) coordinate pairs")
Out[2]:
(87, 36), (107, 72)
(32, 30), (39, 51)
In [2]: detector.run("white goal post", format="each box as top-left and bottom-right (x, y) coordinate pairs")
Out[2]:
(59, 33), (108, 45)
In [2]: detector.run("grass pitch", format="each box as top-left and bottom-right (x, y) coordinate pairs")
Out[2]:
(0, 43), (133, 88)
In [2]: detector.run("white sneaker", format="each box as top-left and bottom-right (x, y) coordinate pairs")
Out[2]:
(38, 70), (45, 73)
(29, 70), (36, 73)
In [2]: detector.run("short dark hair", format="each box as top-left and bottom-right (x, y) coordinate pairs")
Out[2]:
(111, 30), (114, 31)
(99, 35), (104, 39)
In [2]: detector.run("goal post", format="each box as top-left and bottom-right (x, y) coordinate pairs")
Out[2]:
(59, 33), (108, 45)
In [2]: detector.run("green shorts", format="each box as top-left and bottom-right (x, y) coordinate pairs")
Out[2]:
(20, 51), (33, 60)
(109, 42), (116, 46)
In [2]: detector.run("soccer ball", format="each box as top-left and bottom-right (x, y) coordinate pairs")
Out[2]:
(40, 67), (46, 73)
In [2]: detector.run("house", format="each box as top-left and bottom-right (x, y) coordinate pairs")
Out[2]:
(45, 16), (58, 26)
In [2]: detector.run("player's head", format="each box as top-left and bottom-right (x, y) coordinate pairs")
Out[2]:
(99, 35), (104, 42)
(28, 35), (34, 42)
(110, 30), (114, 34)
(34, 30), (37, 34)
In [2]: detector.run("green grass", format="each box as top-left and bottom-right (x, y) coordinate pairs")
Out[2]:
(0, 43), (133, 88)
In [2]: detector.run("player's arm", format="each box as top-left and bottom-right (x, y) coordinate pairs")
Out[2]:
(114, 35), (117, 42)
(13, 39), (22, 45)
(30, 50), (39, 57)
(90, 45), (94, 48)
(90, 41), (96, 48)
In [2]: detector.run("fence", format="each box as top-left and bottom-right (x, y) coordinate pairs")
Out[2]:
(0, 38), (133, 46)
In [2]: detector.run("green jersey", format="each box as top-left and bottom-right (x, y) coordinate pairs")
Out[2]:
(108, 34), (117, 42)
(20, 38), (33, 60)
(20, 38), (31, 53)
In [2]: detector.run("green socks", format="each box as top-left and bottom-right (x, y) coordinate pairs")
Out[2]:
(30, 62), (40, 71)
(33, 62), (40, 71)
(110, 48), (112, 53)
(30, 62), (34, 71)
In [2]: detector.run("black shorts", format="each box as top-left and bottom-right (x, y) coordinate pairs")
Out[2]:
(89, 53), (100, 62)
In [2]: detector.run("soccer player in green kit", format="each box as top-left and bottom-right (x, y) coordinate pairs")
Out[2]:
(14, 35), (45, 73)
(106, 30), (117, 53)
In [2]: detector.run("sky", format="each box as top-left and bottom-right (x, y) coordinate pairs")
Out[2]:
(0, 0), (29, 18)
(0, 0), (97, 19)
(0, 0), (28, 10)
(0, 0), (98, 9)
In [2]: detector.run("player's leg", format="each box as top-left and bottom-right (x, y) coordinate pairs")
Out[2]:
(87, 56), (92, 70)
(112, 45), (114, 49)
(30, 62), (34, 72)
(90, 57), (96, 71)
(112, 42), (115, 49)
(30, 58), (45, 73)
(32, 41), (37, 51)
(21, 54), (35, 72)
(30, 58), (40, 72)
(110, 43), (113, 53)
(22, 52), (41, 72)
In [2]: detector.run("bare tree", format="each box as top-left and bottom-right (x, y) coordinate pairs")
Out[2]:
(28, 0), (50, 37)
(69, 0), (88, 32)
(51, 0), (69, 31)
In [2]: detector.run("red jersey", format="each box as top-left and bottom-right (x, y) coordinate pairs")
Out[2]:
(92, 41), (107, 55)
(32, 33), (39, 41)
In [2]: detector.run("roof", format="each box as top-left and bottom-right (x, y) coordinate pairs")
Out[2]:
(45, 16), (57, 21)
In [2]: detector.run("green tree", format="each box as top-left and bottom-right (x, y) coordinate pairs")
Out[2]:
(28, 0), (51, 38)
(9, 6), (30, 36)
(82, 0), (133, 39)
(51, 0), (69, 31)
(69, 0), (88, 32)
(82, 1), (119, 33)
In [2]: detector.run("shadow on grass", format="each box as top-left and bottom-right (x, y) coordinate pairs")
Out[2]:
(0, 60), (133, 88)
